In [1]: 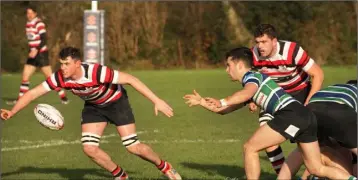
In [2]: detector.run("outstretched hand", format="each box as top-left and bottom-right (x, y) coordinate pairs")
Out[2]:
(1, 109), (13, 120)
(154, 99), (174, 118)
(183, 90), (203, 107)
(205, 97), (221, 108)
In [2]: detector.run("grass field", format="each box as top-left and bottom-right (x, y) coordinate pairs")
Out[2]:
(0, 66), (356, 179)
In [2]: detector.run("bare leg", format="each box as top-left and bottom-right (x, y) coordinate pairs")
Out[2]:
(116, 123), (161, 165)
(243, 124), (286, 179)
(299, 141), (352, 179)
(19, 64), (36, 98)
(278, 147), (304, 179)
(82, 122), (118, 172)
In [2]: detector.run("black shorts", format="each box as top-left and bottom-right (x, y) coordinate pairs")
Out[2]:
(307, 102), (357, 149)
(267, 101), (317, 143)
(81, 95), (135, 126)
(258, 84), (311, 125)
(26, 51), (50, 67)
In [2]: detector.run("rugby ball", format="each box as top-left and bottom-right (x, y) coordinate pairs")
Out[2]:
(34, 104), (64, 130)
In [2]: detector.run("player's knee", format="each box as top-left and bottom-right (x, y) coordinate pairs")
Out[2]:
(81, 132), (101, 157)
(82, 145), (100, 157)
(122, 134), (140, 154)
(243, 142), (256, 154)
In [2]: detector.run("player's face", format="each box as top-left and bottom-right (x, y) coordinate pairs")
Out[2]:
(255, 34), (277, 57)
(26, 9), (37, 21)
(225, 58), (239, 81)
(60, 57), (80, 78)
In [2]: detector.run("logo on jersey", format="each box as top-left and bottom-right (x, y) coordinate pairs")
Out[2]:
(257, 92), (268, 106)
(27, 33), (35, 40)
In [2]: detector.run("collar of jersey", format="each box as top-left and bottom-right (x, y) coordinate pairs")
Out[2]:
(27, 17), (39, 24)
(257, 41), (280, 60)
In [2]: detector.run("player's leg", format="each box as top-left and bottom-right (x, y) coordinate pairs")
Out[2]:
(277, 147), (304, 179)
(81, 104), (128, 180)
(298, 141), (355, 180)
(39, 52), (69, 104)
(113, 96), (181, 179)
(259, 111), (286, 174)
(243, 124), (287, 179)
(7, 62), (37, 105)
(19, 64), (36, 99)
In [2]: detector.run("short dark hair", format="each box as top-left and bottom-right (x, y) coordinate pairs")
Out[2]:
(346, 80), (357, 84)
(254, 24), (277, 39)
(225, 47), (253, 68)
(26, 6), (37, 13)
(59, 47), (82, 61)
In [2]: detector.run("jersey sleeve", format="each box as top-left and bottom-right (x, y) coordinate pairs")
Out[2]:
(294, 45), (314, 72)
(36, 21), (46, 35)
(242, 72), (260, 87)
(96, 64), (119, 84)
(42, 71), (62, 91)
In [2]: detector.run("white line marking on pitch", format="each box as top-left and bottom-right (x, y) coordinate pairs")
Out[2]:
(1, 139), (240, 152)
(1, 129), (240, 152)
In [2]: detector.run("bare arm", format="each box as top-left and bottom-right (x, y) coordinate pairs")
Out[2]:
(183, 90), (243, 115)
(304, 63), (324, 105)
(1, 84), (50, 120)
(205, 83), (258, 109)
(224, 83), (258, 106)
(117, 71), (173, 117)
(118, 72), (161, 104)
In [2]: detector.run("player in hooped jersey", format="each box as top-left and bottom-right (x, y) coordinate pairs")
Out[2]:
(248, 24), (324, 174)
(183, 47), (355, 180)
(1, 47), (181, 180)
(278, 80), (357, 179)
(6, 6), (69, 105)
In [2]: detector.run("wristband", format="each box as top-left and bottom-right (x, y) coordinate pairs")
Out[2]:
(220, 99), (228, 107)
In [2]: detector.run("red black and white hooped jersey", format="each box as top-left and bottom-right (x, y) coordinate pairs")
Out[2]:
(251, 40), (315, 93)
(26, 17), (48, 52)
(42, 63), (123, 106)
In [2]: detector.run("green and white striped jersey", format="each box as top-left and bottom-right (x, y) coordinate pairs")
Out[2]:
(308, 84), (357, 112)
(242, 71), (298, 115)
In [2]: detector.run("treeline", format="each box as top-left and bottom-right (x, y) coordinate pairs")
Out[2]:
(1, 1), (357, 72)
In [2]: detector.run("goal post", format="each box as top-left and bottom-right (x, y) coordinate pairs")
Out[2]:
(83, 1), (105, 65)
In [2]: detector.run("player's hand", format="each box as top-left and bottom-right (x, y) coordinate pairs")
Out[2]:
(29, 49), (38, 58)
(248, 102), (257, 113)
(1, 109), (13, 120)
(183, 90), (203, 107)
(154, 99), (174, 118)
(205, 97), (221, 108)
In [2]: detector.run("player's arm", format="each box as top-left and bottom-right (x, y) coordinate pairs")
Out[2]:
(36, 21), (47, 51)
(117, 71), (173, 117)
(206, 83), (258, 108)
(1, 84), (50, 120)
(183, 90), (243, 115)
(304, 63), (324, 105)
(294, 45), (324, 105)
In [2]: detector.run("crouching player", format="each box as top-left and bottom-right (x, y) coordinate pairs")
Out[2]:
(278, 80), (357, 179)
(183, 47), (356, 180)
(1, 47), (181, 180)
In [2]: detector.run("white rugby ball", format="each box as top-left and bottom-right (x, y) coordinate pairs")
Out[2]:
(34, 104), (64, 130)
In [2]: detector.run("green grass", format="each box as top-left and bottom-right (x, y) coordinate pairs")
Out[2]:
(0, 66), (356, 179)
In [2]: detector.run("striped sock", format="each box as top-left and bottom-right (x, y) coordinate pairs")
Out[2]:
(18, 80), (30, 99)
(111, 165), (127, 178)
(157, 160), (169, 173)
(266, 146), (285, 174)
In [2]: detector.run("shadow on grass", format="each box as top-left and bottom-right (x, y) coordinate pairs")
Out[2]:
(1, 166), (138, 179)
(181, 162), (277, 179)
